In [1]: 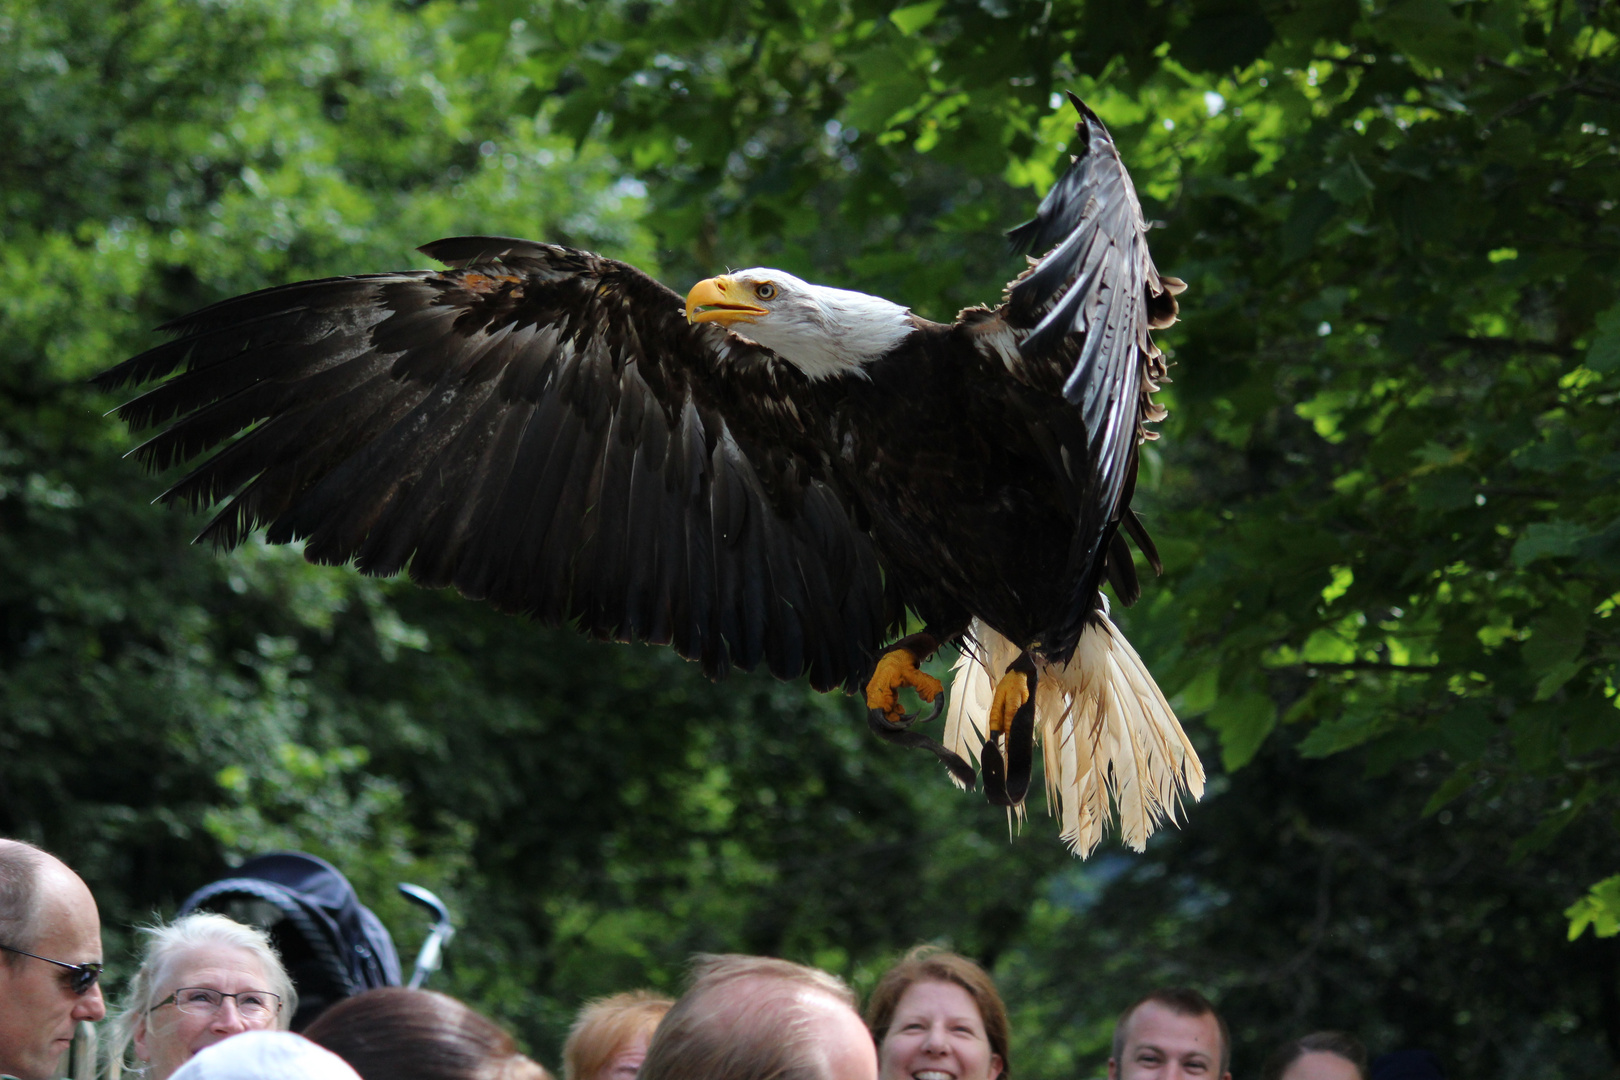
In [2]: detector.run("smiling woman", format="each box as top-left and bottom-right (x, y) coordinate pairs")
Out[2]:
(865, 947), (1009, 1080)
(105, 913), (295, 1080)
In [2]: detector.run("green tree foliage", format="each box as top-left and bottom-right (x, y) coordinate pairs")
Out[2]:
(478, 0), (1620, 931)
(1001, 727), (1620, 1078)
(0, 0), (640, 980)
(4, 0), (1620, 1076)
(0, 0), (1064, 1053)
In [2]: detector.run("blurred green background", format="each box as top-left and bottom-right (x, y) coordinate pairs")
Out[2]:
(2, 0), (1618, 1075)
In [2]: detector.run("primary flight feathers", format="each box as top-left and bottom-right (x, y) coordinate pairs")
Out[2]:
(97, 95), (1202, 854)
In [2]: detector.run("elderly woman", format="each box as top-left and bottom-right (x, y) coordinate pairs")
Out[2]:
(562, 990), (672, 1080)
(865, 946), (1009, 1080)
(106, 912), (295, 1079)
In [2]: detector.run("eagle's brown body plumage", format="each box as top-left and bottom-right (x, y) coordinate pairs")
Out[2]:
(97, 97), (1203, 853)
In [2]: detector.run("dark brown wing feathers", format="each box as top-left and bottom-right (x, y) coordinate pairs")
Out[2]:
(100, 97), (1174, 687)
(995, 94), (1179, 652)
(95, 241), (888, 692)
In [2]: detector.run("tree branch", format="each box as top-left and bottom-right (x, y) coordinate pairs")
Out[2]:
(1278, 660), (1440, 673)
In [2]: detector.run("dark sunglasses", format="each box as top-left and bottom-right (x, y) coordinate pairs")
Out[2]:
(0, 942), (103, 994)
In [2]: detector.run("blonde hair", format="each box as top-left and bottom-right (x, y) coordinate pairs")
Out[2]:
(563, 991), (673, 1080)
(105, 912), (296, 1077)
(640, 955), (858, 1080)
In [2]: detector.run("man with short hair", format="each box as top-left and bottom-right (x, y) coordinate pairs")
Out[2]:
(0, 839), (107, 1080)
(1109, 987), (1232, 1080)
(640, 954), (877, 1080)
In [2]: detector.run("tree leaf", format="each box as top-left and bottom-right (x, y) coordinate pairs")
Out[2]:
(1511, 775), (1598, 861)
(1509, 703), (1563, 772)
(1422, 763), (1479, 817)
(1586, 302), (1620, 372)
(1511, 520), (1591, 567)
(1435, 705), (1493, 762)
(1567, 694), (1620, 756)
(1321, 155), (1376, 206)
(1567, 874), (1620, 940)
(1411, 468), (1475, 512)
(889, 1), (943, 35)
(1374, 0), (1480, 70)
(1207, 689), (1278, 771)
(1299, 710), (1387, 759)
(1522, 605), (1588, 701)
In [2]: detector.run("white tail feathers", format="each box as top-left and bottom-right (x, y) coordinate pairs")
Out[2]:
(944, 616), (1205, 856)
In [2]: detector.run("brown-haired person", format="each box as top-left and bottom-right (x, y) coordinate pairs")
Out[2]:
(1109, 989), (1230, 1080)
(563, 990), (672, 1080)
(1262, 1033), (1367, 1080)
(865, 946), (1008, 1080)
(303, 987), (548, 1080)
(640, 954), (874, 1080)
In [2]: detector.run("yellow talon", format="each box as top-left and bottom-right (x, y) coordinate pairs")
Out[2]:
(988, 669), (1030, 735)
(865, 648), (944, 725)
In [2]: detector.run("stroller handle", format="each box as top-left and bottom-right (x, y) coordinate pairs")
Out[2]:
(398, 883), (455, 989)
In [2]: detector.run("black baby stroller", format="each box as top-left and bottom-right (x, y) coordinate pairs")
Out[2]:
(178, 851), (454, 1030)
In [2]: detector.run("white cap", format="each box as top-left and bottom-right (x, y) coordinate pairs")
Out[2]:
(168, 1032), (362, 1080)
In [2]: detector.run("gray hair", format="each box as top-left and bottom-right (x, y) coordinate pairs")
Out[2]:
(640, 954), (859, 1080)
(106, 912), (297, 1077)
(0, 838), (50, 966)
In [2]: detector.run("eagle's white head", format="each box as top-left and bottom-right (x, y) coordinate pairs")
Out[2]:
(684, 269), (915, 380)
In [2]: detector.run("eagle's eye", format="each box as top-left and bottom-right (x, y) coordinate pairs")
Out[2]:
(755, 282), (777, 300)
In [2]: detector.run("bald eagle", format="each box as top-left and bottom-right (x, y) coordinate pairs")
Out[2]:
(97, 95), (1203, 855)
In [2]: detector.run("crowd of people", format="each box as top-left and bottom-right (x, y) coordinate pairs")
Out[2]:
(0, 839), (1436, 1080)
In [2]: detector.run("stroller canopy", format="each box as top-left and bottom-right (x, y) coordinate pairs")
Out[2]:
(178, 852), (401, 1030)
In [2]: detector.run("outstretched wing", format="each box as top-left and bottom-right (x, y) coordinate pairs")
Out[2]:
(975, 94), (1181, 645)
(95, 237), (889, 692)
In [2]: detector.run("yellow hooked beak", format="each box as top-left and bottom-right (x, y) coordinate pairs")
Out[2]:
(685, 276), (769, 326)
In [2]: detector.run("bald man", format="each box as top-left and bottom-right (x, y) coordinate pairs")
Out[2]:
(0, 840), (107, 1080)
(641, 954), (877, 1080)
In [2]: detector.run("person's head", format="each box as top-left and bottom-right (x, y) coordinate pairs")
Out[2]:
(1367, 1050), (1443, 1080)
(865, 946), (1008, 1080)
(302, 987), (548, 1080)
(1108, 989), (1230, 1080)
(1262, 1034), (1367, 1080)
(166, 1031), (361, 1080)
(640, 954), (875, 1080)
(563, 990), (673, 1080)
(108, 911), (296, 1080)
(0, 838), (107, 1080)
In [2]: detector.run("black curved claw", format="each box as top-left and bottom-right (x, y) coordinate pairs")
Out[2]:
(867, 703), (976, 789)
(870, 692), (947, 730)
(984, 652), (1038, 808)
(981, 733), (1009, 806)
(1005, 690), (1036, 805)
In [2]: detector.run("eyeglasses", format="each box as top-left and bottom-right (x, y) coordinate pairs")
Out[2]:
(0, 942), (104, 994)
(152, 987), (283, 1022)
